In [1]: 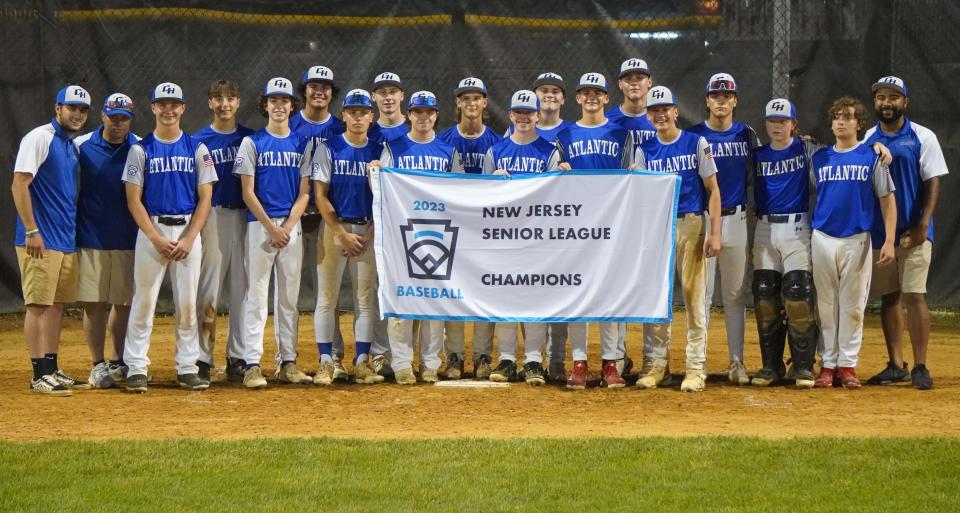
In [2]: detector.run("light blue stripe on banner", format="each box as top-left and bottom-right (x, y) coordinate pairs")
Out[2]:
(665, 174), (681, 321)
(380, 167), (672, 180)
(382, 313), (673, 323)
(414, 230), (444, 239)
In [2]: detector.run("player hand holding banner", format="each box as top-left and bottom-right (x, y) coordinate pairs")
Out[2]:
(371, 168), (680, 324)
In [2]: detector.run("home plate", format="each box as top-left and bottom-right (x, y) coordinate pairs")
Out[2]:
(434, 380), (511, 388)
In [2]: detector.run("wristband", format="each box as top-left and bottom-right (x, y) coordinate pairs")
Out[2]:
(25, 228), (40, 237)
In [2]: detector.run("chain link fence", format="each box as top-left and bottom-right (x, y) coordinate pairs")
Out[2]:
(1, 0), (958, 311)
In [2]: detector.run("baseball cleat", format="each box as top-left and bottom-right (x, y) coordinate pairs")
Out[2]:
(225, 357), (246, 383)
(490, 359), (518, 383)
(794, 369), (816, 389)
(53, 369), (91, 390)
(814, 367), (835, 388)
(440, 353), (463, 380)
(474, 354), (493, 380)
(601, 360), (626, 388)
(680, 372), (706, 392)
(196, 361), (212, 383)
(353, 360), (385, 384)
(178, 373), (210, 391)
(635, 361), (672, 389)
(523, 362), (546, 386)
(30, 375), (72, 396)
(331, 357), (350, 382)
(911, 364), (934, 390)
(372, 354), (395, 381)
(108, 360), (128, 382)
(727, 361), (750, 386)
(547, 362), (566, 384)
(750, 368), (780, 387)
(394, 367), (417, 385)
(313, 363), (335, 386)
(837, 367), (861, 389)
(866, 361), (910, 385)
(420, 367), (439, 383)
(243, 366), (268, 389)
(566, 360), (588, 390)
(616, 356), (634, 377)
(276, 362), (312, 384)
(88, 362), (116, 389)
(125, 374), (148, 393)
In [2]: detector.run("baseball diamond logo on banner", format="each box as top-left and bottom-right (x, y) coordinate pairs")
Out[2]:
(372, 167), (681, 323)
(400, 219), (459, 280)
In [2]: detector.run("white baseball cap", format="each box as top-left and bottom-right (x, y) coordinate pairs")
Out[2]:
(302, 65), (335, 85)
(706, 73), (737, 94)
(102, 93), (135, 117)
(646, 85), (676, 107)
(619, 58), (651, 78)
(764, 98), (796, 119)
(56, 85), (91, 106)
(509, 90), (539, 111)
(872, 75), (907, 96)
(577, 72), (608, 92)
(151, 82), (184, 103)
(455, 77), (487, 96)
(263, 77), (294, 97)
(373, 72), (402, 90)
(408, 90), (439, 111)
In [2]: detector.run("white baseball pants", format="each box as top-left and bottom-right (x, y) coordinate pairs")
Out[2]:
(812, 230), (871, 369)
(752, 214), (812, 274)
(388, 319), (443, 371)
(495, 322), (547, 363)
(704, 209), (748, 363)
(314, 223), (376, 346)
(445, 321), (493, 361)
(123, 217), (201, 377)
(241, 218), (303, 366)
(197, 206), (247, 364)
(568, 322), (625, 362)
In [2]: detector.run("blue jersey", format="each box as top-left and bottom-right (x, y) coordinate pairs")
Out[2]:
(368, 120), (408, 147)
(122, 132), (217, 217)
(506, 120), (575, 143)
(381, 134), (462, 172)
(438, 125), (502, 174)
(811, 143), (895, 238)
(687, 121), (758, 208)
(288, 111), (345, 144)
(193, 124), (254, 208)
(556, 120), (632, 170)
(482, 136), (561, 175)
(865, 119), (949, 248)
(751, 138), (814, 216)
(605, 106), (657, 146)
(74, 127), (140, 250)
(13, 119), (81, 253)
(312, 134), (379, 219)
(233, 129), (311, 222)
(636, 130), (718, 215)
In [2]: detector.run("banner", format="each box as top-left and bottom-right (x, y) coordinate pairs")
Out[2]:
(372, 168), (680, 323)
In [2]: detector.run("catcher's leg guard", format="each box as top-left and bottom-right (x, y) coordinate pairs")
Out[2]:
(752, 270), (787, 379)
(782, 270), (819, 375)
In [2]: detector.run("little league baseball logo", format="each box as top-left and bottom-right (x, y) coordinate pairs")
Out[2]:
(400, 219), (459, 280)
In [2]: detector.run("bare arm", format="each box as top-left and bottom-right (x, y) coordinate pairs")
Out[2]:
(906, 176), (940, 246)
(877, 192), (897, 266)
(703, 174), (722, 257)
(169, 183), (212, 260)
(241, 175), (288, 248)
(11, 173), (45, 258)
(314, 180), (364, 257)
(125, 182), (175, 258)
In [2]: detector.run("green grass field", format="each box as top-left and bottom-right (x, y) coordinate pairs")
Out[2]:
(2, 437), (957, 512)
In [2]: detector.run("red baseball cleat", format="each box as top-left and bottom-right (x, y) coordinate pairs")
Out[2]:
(601, 360), (626, 388)
(815, 367), (835, 388)
(566, 360), (588, 390)
(837, 367), (861, 389)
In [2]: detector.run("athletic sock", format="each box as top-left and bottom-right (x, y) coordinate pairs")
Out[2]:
(317, 343), (334, 364)
(245, 363), (260, 370)
(44, 353), (58, 373)
(31, 358), (46, 380)
(93, 360), (105, 367)
(281, 360), (295, 366)
(354, 342), (372, 364)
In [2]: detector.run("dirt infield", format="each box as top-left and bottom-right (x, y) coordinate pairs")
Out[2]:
(1, 311), (958, 441)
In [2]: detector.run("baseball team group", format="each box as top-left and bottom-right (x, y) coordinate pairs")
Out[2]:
(12, 57), (947, 396)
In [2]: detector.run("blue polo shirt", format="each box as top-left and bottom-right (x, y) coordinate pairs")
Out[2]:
(75, 126), (140, 250)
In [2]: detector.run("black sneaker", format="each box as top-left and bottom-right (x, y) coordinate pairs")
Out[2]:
(126, 374), (148, 393)
(866, 361), (910, 385)
(523, 362), (546, 386)
(197, 361), (211, 382)
(911, 364), (934, 390)
(225, 357), (246, 383)
(489, 359), (517, 383)
(53, 369), (91, 390)
(30, 375), (72, 396)
(177, 373), (210, 391)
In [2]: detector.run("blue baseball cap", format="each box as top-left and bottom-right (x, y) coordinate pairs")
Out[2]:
(263, 77), (295, 97)
(56, 85), (91, 106)
(764, 98), (796, 119)
(646, 85), (676, 107)
(152, 82), (184, 103)
(373, 72), (402, 91)
(102, 93), (135, 117)
(510, 90), (539, 111)
(533, 72), (565, 92)
(872, 75), (907, 96)
(577, 72), (608, 93)
(455, 77), (487, 97)
(302, 65), (334, 86)
(343, 89), (374, 109)
(408, 91), (439, 111)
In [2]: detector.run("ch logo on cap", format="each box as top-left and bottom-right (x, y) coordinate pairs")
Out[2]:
(517, 93), (531, 103)
(652, 89), (665, 99)
(274, 79), (288, 88)
(315, 67), (329, 77)
(881, 77), (898, 84)
(463, 79), (476, 86)
(542, 73), (560, 80)
(627, 59), (644, 68)
(378, 73), (395, 81)
(586, 74), (601, 84)
(771, 101), (786, 111)
(161, 85), (177, 95)
(73, 88), (87, 98)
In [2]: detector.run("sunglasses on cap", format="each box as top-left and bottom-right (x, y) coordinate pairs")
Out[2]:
(708, 79), (736, 92)
(105, 98), (135, 111)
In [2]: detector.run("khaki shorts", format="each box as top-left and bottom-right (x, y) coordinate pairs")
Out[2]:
(16, 247), (79, 305)
(870, 239), (932, 296)
(76, 248), (135, 305)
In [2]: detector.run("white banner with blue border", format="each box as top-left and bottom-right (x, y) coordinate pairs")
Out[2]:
(372, 167), (680, 323)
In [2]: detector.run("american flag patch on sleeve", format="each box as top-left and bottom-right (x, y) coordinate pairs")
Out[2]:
(202, 153), (214, 167)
